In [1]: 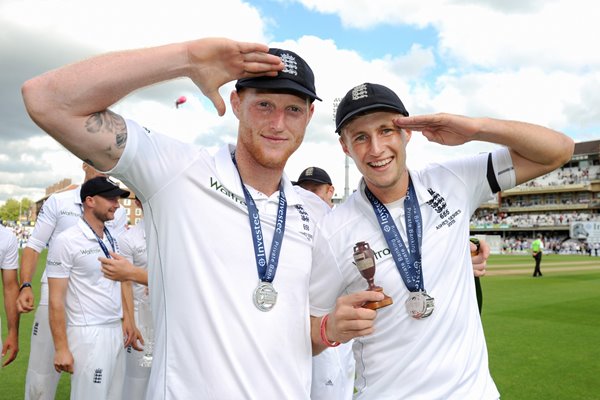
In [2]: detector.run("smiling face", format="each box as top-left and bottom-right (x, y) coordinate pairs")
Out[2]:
(231, 88), (314, 172)
(86, 195), (121, 223)
(340, 111), (412, 203)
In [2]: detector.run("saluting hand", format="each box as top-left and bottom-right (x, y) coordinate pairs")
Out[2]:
(393, 113), (484, 146)
(186, 38), (284, 116)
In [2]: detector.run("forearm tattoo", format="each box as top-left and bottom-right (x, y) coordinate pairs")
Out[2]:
(85, 110), (127, 161)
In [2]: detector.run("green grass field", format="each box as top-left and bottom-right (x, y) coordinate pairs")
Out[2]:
(1, 252), (599, 399)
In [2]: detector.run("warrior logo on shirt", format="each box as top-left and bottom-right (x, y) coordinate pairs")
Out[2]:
(93, 368), (103, 384)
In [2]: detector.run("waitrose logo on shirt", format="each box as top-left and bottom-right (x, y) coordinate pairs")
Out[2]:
(80, 247), (102, 256)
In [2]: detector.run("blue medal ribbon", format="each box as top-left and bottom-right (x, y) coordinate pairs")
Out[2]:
(365, 178), (425, 292)
(81, 217), (117, 258)
(232, 153), (287, 284)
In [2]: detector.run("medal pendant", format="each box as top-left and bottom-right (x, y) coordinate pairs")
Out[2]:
(253, 282), (278, 312)
(405, 291), (435, 319)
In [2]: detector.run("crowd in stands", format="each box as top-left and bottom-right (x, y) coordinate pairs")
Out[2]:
(519, 165), (600, 188)
(471, 210), (599, 228)
(0, 223), (32, 248)
(500, 235), (600, 256)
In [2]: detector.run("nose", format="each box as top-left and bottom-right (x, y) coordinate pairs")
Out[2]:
(369, 134), (384, 156)
(269, 109), (286, 132)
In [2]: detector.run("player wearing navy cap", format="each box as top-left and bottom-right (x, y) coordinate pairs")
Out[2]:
(17, 163), (129, 400)
(310, 82), (574, 399)
(47, 176), (130, 399)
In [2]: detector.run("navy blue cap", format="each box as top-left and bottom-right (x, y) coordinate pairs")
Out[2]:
(293, 167), (332, 185)
(80, 177), (130, 202)
(335, 83), (409, 133)
(236, 48), (321, 102)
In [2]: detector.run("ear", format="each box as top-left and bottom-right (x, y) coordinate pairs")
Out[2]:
(230, 90), (241, 119)
(339, 135), (350, 156)
(327, 185), (335, 197)
(84, 196), (95, 208)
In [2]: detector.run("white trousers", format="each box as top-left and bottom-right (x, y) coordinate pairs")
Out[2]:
(68, 322), (125, 400)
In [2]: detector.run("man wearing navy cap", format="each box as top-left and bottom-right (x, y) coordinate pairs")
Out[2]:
(309, 82), (574, 399)
(23, 38), (330, 399)
(47, 176), (130, 399)
(294, 167), (335, 208)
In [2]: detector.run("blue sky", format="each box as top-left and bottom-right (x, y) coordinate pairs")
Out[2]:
(0, 0), (598, 203)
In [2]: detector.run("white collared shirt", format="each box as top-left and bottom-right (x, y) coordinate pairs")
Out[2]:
(109, 120), (330, 400)
(46, 219), (122, 326)
(310, 148), (514, 400)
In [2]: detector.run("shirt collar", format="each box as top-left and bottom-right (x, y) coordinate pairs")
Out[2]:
(355, 170), (434, 213)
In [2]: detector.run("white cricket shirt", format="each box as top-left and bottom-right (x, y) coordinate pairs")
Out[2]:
(109, 120), (330, 400)
(310, 149), (514, 400)
(45, 219), (122, 326)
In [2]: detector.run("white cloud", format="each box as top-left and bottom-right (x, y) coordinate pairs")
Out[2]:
(296, 0), (600, 71)
(0, 0), (270, 51)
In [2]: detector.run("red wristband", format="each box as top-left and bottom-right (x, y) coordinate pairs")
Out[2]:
(320, 314), (340, 347)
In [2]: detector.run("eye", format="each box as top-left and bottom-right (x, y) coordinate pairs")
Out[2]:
(381, 128), (396, 136)
(258, 101), (271, 109)
(353, 134), (368, 143)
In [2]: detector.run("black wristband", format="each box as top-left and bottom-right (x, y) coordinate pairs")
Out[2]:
(19, 282), (32, 291)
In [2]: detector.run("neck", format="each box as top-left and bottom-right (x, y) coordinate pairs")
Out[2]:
(234, 148), (284, 197)
(365, 172), (410, 204)
(82, 210), (105, 238)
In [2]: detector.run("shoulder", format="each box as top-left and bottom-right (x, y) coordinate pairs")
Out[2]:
(317, 192), (364, 238)
(55, 223), (83, 245)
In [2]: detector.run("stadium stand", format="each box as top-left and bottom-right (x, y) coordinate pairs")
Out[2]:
(470, 139), (600, 254)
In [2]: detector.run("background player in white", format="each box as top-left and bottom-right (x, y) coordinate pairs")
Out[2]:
(16, 163), (129, 400)
(310, 83), (574, 399)
(1, 224), (20, 367)
(47, 176), (130, 399)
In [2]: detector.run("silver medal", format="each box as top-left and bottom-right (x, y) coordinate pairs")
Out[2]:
(253, 282), (278, 312)
(405, 291), (435, 319)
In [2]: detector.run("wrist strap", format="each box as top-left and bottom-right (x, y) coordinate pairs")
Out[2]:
(320, 314), (340, 347)
(19, 282), (32, 291)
